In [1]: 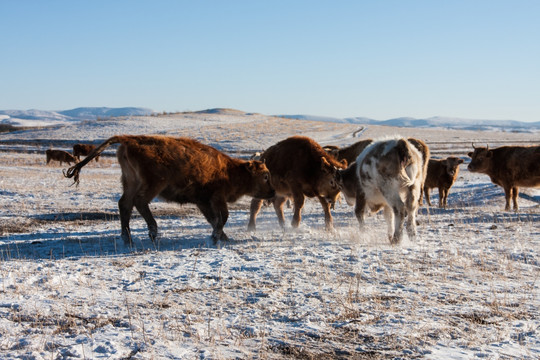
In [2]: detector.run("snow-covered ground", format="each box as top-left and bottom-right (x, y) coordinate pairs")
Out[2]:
(0, 111), (539, 359)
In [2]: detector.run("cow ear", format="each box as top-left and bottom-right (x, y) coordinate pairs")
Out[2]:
(340, 159), (348, 168)
(245, 161), (257, 173)
(321, 157), (332, 173)
(467, 152), (473, 158)
(458, 158), (464, 164)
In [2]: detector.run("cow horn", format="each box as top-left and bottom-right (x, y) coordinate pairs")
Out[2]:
(486, 144), (489, 151)
(472, 142), (476, 149)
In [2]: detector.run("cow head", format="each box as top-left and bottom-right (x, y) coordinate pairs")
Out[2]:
(467, 144), (491, 173)
(317, 157), (345, 204)
(246, 160), (275, 199)
(444, 156), (464, 177)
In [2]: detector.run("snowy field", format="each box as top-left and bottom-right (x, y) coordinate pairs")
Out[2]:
(0, 111), (539, 359)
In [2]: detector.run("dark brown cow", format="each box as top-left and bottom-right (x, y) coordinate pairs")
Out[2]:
(46, 149), (77, 165)
(73, 144), (99, 162)
(248, 136), (347, 231)
(468, 144), (540, 211)
(324, 139), (373, 165)
(424, 156), (464, 208)
(64, 135), (275, 243)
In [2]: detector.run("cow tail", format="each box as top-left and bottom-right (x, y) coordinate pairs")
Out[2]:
(63, 136), (123, 186)
(396, 139), (416, 187)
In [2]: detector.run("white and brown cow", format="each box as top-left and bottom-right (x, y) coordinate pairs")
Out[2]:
(338, 136), (425, 244)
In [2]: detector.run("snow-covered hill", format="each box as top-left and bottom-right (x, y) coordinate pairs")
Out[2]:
(2, 107), (540, 132)
(0, 107), (153, 127)
(282, 114), (540, 132)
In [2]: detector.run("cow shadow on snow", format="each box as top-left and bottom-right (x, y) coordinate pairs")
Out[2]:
(0, 211), (227, 261)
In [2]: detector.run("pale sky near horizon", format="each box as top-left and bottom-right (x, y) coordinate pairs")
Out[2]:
(1, 0), (539, 121)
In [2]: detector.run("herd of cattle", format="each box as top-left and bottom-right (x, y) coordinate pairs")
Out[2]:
(41, 134), (540, 245)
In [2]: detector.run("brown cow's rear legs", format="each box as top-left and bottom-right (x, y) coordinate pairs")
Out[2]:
(291, 194), (305, 228)
(134, 197), (158, 243)
(118, 194), (134, 244)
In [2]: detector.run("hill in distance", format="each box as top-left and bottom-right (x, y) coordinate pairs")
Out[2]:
(281, 114), (540, 132)
(0, 107), (153, 127)
(1, 107), (539, 132)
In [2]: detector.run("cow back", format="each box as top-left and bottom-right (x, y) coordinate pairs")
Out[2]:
(261, 136), (345, 197)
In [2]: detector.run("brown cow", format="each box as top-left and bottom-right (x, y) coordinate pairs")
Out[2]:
(468, 144), (540, 211)
(46, 149), (77, 165)
(324, 139), (373, 165)
(73, 144), (99, 162)
(408, 138), (430, 205)
(248, 136), (347, 231)
(424, 156), (464, 208)
(64, 135), (275, 243)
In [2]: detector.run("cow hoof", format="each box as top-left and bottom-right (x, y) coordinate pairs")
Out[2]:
(149, 230), (158, 243)
(122, 233), (132, 245)
(247, 223), (256, 232)
(212, 231), (229, 242)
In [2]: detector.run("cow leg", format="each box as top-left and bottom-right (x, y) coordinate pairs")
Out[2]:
(383, 205), (395, 242)
(317, 195), (334, 231)
(291, 193), (305, 228)
(438, 187), (444, 208)
(354, 190), (367, 227)
(512, 186), (519, 211)
(247, 198), (263, 231)
(212, 199), (229, 242)
(441, 188), (449, 208)
(391, 204), (406, 244)
(418, 185), (424, 205)
(424, 188), (431, 207)
(134, 195), (158, 243)
(386, 191), (406, 244)
(197, 200), (229, 242)
(118, 193), (134, 244)
(405, 201), (419, 242)
(273, 196), (288, 228)
(503, 186), (512, 211)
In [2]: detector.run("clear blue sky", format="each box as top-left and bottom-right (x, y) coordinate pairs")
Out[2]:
(1, 0), (539, 121)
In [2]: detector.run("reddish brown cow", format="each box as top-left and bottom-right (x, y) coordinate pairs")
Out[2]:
(424, 156), (464, 208)
(248, 136), (347, 231)
(468, 144), (540, 211)
(73, 144), (99, 162)
(64, 135), (275, 243)
(46, 149), (77, 165)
